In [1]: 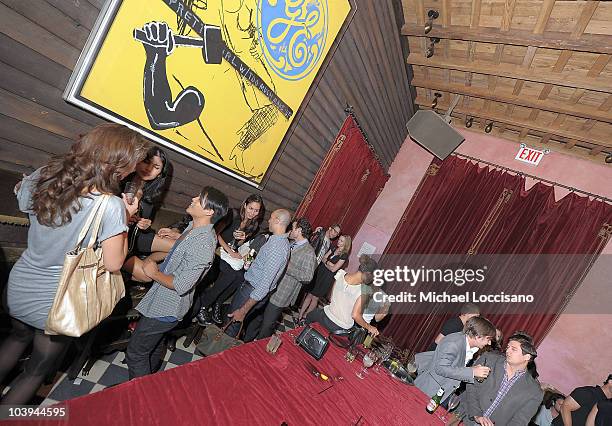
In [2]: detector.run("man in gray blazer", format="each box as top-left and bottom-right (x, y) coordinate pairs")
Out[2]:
(463, 332), (543, 426)
(244, 218), (316, 341)
(415, 316), (496, 402)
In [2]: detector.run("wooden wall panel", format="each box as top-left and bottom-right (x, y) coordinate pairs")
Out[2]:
(0, 0), (415, 218)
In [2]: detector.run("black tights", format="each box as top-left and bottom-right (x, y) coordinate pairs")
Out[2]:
(0, 318), (71, 405)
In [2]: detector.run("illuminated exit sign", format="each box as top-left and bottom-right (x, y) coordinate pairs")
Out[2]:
(515, 145), (545, 166)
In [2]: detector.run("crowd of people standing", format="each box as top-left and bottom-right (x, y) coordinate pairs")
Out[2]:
(0, 123), (608, 426)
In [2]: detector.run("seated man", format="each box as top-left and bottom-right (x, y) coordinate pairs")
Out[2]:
(244, 218), (316, 341)
(225, 209), (291, 337)
(463, 332), (544, 426)
(428, 303), (480, 351)
(555, 374), (612, 426)
(415, 316), (496, 403)
(125, 187), (228, 379)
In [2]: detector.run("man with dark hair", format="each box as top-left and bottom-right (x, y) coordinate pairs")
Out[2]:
(415, 316), (496, 403)
(428, 303), (481, 351)
(463, 332), (544, 426)
(243, 218), (316, 341)
(225, 209), (291, 337)
(310, 224), (341, 264)
(126, 187), (228, 379)
(555, 374), (612, 426)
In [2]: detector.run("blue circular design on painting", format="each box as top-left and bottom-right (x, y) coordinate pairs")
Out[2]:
(257, 0), (328, 81)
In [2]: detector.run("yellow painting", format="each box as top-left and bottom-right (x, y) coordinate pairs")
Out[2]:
(65, 0), (352, 186)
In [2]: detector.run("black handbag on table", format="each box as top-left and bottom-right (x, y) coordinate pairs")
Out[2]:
(295, 326), (329, 360)
(328, 326), (368, 349)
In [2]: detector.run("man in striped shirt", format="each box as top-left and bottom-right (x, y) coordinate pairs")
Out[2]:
(225, 209), (291, 338)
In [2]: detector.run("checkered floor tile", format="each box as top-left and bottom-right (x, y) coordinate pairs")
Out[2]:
(39, 310), (299, 405)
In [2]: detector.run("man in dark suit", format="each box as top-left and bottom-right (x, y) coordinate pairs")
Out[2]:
(415, 316), (496, 403)
(463, 332), (544, 426)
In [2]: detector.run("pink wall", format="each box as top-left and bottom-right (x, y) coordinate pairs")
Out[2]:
(351, 129), (612, 394)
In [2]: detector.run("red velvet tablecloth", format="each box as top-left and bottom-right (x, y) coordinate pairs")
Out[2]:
(13, 327), (448, 426)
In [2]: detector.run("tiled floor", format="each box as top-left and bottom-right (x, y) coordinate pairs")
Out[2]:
(37, 310), (299, 406)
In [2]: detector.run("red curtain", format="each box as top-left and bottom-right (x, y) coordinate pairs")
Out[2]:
(382, 156), (612, 352)
(295, 115), (389, 237)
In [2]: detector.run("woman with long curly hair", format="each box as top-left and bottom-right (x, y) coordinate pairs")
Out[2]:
(0, 124), (149, 405)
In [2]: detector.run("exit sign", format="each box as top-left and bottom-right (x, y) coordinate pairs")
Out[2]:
(515, 145), (545, 165)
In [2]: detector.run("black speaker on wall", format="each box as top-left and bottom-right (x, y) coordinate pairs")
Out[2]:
(406, 110), (465, 160)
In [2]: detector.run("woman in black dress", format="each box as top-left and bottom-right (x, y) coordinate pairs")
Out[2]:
(121, 147), (171, 255)
(298, 235), (351, 322)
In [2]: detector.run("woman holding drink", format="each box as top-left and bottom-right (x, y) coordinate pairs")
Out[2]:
(194, 194), (265, 325)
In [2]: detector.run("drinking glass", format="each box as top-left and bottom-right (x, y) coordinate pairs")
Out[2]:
(356, 351), (377, 379)
(374, 344), (391, 373)
(475, 358), (488, 383)
(345, 347), (356, 363)
(124, 181), (139, 205)
(436, 393), (461, 422)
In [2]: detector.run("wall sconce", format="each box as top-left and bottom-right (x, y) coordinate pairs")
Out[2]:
(425, 37), (440, 58)
(605, 152), (612, 164)
(465, 117), (473, 128)
(484, 122), (493, 133)
(431, 93), (442, 108)
(424, 10), (439, 34)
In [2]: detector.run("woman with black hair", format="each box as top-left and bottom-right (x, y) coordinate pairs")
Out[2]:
(121, 147), (172, 256)
(195, 194), (265, 326)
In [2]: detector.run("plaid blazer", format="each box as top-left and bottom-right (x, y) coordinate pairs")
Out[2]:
(269, 242), (316, 308)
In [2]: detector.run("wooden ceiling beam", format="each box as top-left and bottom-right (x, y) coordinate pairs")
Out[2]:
(415, 98), (612, 148)
(571, 1), (600, 39)
(501, 0), (518, 32)
(411, 79), (612, 123)
(533, 0), (556, 34)
(408, 54), (612, 93)
(587, 54), (611, 78)
(470, 0), (482, 29)
(599, 96), (612, 112)
(401, 24), (612, 55)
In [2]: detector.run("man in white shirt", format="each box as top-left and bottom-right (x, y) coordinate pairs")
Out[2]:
(414, 317), (496, 403)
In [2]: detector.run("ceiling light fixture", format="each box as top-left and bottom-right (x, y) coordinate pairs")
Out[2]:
(431, 92), (442, 108)
(424, 10), (439, 34)
(425, 37), (440, 58)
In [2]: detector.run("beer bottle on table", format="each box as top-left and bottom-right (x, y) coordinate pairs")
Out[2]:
(426, 387), (445, 414)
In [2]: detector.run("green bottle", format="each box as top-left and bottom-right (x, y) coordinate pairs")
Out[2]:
(426, 387), (444, 414)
